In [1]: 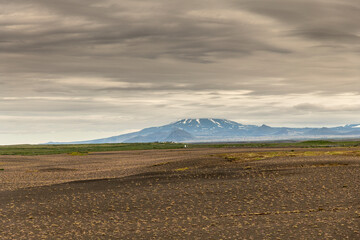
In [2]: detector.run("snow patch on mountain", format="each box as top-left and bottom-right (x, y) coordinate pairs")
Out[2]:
(209, 118), (223, 128)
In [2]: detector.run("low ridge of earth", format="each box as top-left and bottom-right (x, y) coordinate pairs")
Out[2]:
(1, 147), (360, 239)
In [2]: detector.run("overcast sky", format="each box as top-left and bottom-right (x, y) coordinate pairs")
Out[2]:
(1, 0), (359, 144)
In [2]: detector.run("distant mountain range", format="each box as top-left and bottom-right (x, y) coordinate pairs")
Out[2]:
(48, 118), (360, 144)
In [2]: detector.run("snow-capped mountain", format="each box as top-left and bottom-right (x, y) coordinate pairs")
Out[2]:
(166, 118), (257, 136)
(51, 119), (360, 144)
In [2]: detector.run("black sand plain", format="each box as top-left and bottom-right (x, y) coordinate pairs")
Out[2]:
(1, 148), (360, 239)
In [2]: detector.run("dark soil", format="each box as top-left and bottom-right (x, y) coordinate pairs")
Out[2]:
(1, 148), (360, 239)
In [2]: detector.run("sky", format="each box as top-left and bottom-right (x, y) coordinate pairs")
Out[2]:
(0, 0), (359, 144)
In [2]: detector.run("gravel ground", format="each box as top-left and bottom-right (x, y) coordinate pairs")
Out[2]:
(0, 148), (229, 191)
(1, 148), (360, 239)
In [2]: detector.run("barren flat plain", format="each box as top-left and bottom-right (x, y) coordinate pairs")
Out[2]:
(1, 147), (360, 239)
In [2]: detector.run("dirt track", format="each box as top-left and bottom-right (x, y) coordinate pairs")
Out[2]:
(1, 148), (360, 239)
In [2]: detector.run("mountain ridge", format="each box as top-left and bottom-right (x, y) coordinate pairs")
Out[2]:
(48, 118), (360, 144)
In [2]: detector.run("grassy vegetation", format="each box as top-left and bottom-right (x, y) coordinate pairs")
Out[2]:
(189, 140), (360, 149)
(175, 167), (190, 171)
(0, 140), (360, 156)
(0, 142), (185, 156)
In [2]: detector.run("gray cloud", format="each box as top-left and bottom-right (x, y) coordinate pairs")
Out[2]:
(0, 0), (359, 144)
(294, 103), (360, 112)
(237, 0), (360, 42)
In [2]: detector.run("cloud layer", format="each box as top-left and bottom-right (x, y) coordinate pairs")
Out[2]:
(0, 0), (359, 144)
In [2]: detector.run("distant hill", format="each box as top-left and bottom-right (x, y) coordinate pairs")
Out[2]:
(48, 118), (360, 144)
